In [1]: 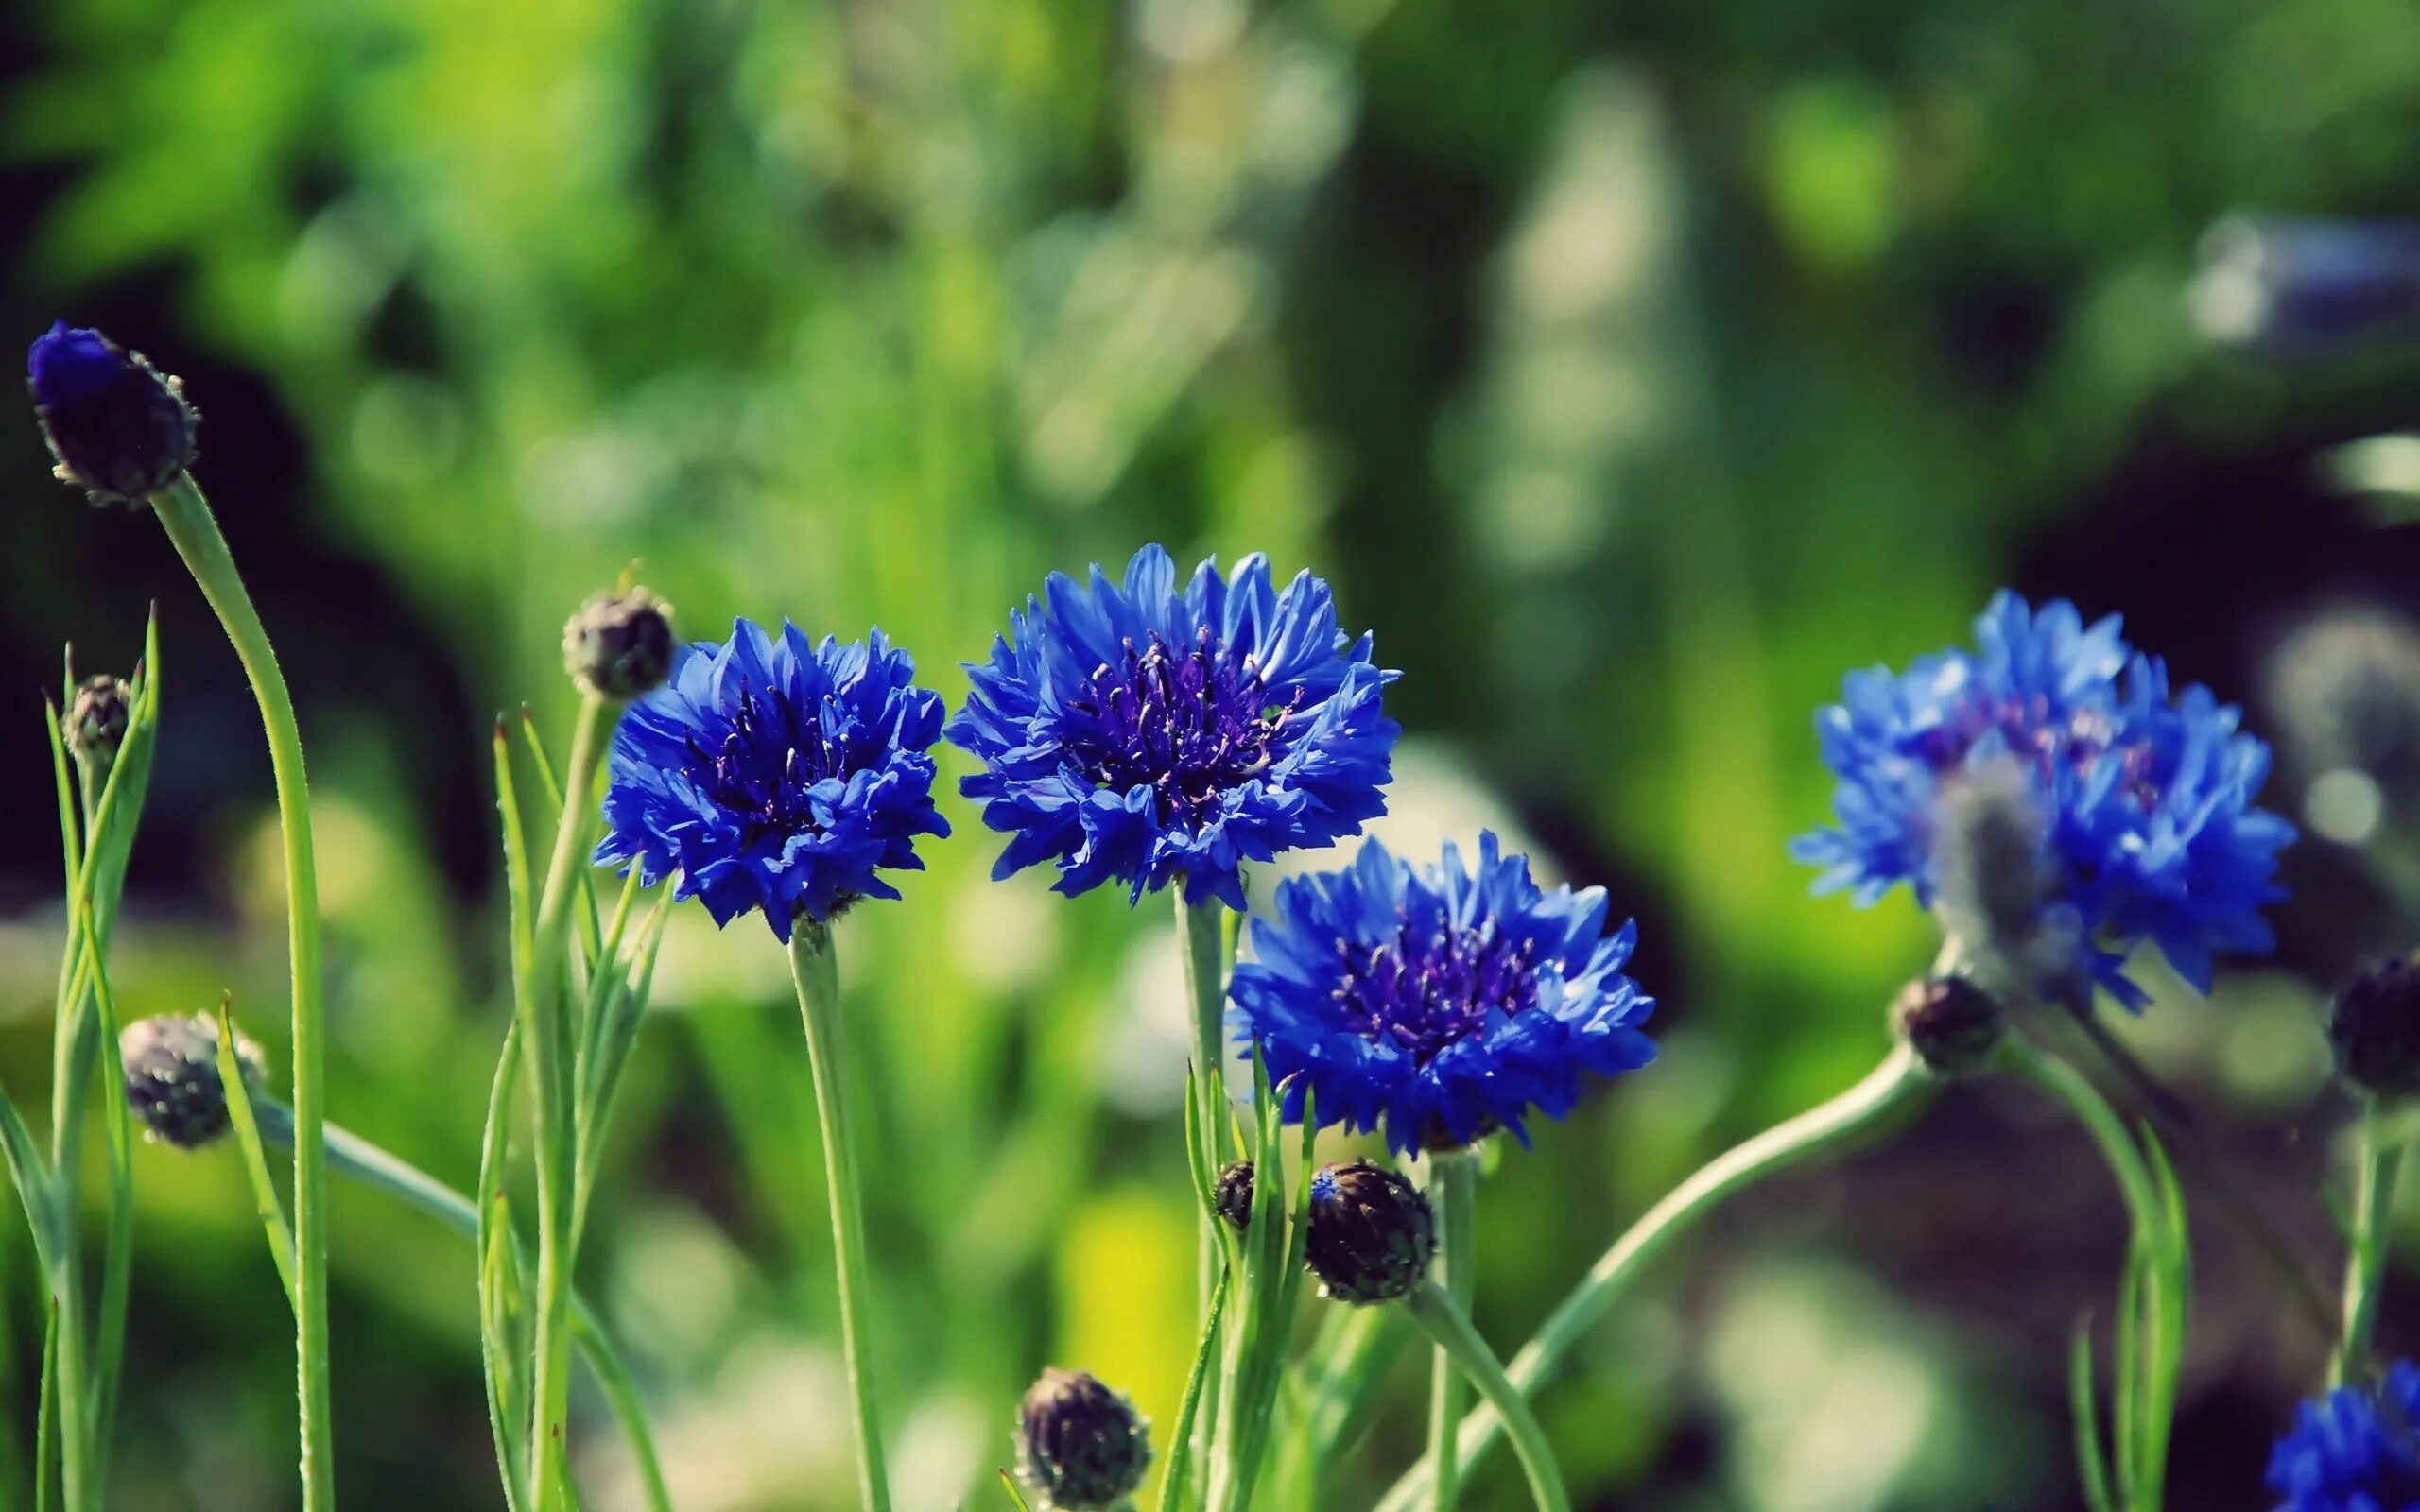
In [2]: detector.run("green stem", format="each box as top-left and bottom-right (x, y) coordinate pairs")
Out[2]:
(1402, 1281), (1567, 1512)
(148, 474), (333, 1511)
(249, 1105), (673, 1512)
(788, 919), (892, 1512)
(2003, 1038), (2181, 1512)
(1374, 1042), (1930, 1512)
(2334, 1099), (2404, 1386)
(1177, 891), (1232, 1486)
(527, 693), (614, 1507)
(1426, 1151), (1478, 1512)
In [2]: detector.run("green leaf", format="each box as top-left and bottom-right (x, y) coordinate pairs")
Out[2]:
(216, 1001), (298, 1306)
(0, 1086), (60, 1274)
(2069, 1323), (2116, 1512)
(476, 1018), (530, 1512)
(1153, 1266), (1231, 1512)
(997, 1469), (1033, 1511)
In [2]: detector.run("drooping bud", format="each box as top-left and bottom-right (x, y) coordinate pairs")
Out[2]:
(1214, 1160), (1254, 1230)
(26, 323), (199, 504)
(1892, 975), (2006, 1078)
(562, 587), (676, 699)
(1016, 1368), (1151, 1510)
(1304, 1160), (1435, 1305)
(2329, 957), (2420, 1098)
(120, 1014), (265, 1149)
(62, 675), (133, 767)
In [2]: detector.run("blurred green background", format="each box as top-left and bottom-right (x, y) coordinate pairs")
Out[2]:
(8, 0), (2420, 1506)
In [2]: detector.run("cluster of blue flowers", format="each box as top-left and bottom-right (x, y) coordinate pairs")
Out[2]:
(2269, 1363), (2420, 1512)
(1793, 591), (2293, 1006)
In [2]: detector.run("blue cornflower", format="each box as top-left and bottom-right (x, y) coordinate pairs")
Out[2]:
(1228, 833), (1655, 1154)
(946, 544), (1398, 909)
(2268, 1362), (2420, 1512)
(1792, 592), (2294, 1007)
(595, 619), (949, 941)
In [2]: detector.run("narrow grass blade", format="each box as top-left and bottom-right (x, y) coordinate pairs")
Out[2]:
(2069, 1323), (2117, 1512)
(1154, 1266), (1232, 1512)
(997, 1469), (1033, 1511)
(216, 1001), (298, 1303)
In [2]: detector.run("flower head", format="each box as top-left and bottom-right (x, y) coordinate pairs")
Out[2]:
(2268, 1361), (2420, 1512)
(564, 587), (676, 699)
(1304, 1160), (1435, 1305)
(1016, 1369), (1150, 1510)
(26, 322), (197, 504)
(946, 544), (1397, 909)
(1792, 592), (2293, 1008)
(63, 674), (133, 766)
(595, 620), (948, 941)
(2330, 957), (2420, 1098)
(1229, 833), (1654, 1154)
(121, 1013), (265, 1150)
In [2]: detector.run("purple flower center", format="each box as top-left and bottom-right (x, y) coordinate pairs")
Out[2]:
(685, 684), (856, 844)
(26, 323), (124, 409)
(1912, 694), (2162, 805)
(1333, 916), (1541, 1065)
(1063, 628), (1301, 824)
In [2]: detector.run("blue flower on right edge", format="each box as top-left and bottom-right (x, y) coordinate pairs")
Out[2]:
(1791, 591), (2294, 1008)
(2269, 1362), (2420, 1512)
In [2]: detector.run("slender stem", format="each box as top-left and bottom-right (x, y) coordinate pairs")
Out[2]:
(1374, 1042), (1930, 1512)
(1403, 1281), (1568, 1512)
(2335, 1099), (2405, 1386)
(250, 1105), (674, 1512)
(1176, 891), (1232, 1486)
(1426, 1151), (1478, 1512)
(527, 693), (615, 1506)
(148, 474), (334, 1511)
(2003, 1038), (2181, 1512)
(788, 919), (893, 1512)
(50, 1261), (88, 1512)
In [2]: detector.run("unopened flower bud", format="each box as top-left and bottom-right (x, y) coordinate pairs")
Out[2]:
(1215, 1160), (1254, 1230)
(1305, 1160), (1435, 1305)
(2330, 957), (2420, 1098)
(120, 1014), (264, 1149)
(26, 323), (198, 504)
(563, 588), (675, 699)
(1892, 975), (2005, 1078)
(63, 675), (132, 766)
(1016, 1368), (1150, 1510)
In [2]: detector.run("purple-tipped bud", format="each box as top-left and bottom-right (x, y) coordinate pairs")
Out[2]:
(1892, 975), (2005, 1078)
(563, 587), (676, 699)
(2330, 957), (2420, 1098)
(121, 1014), (265, 1149)
(2189, 217), (2420, 358)
(1214, 1160), (1254, 1230)
(26, 323), (197, 504)
(63, 675), (133, 767)
(1305, 1160), (1435, 1305)
(1016, 1368), (1150, 1509)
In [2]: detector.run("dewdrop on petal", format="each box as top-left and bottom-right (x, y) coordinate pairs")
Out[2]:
(120, 1013), (265, 1149)
(562, 587), (676, 700)
(1016, 1368), (1151, 1510)
(26, 323), (198, 505)
(1304, 1160), (1436, 1305)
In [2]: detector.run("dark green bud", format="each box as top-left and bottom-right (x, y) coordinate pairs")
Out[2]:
(1892, 974), (2005, 1078)
(1016, 1368), (1150, 1510)
(1215, 1160), (1254, 1230)
(63, 675), (132, 765)
(120, 1014), (264, 1149)
(563, 587), (675, 699)
(2330, 956), (2420, 1097)
(1305, 1160), (1435, 1305)
(27, 323), (198, 505)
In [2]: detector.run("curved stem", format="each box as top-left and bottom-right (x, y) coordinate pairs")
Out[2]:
(2334, 1099), (2405, 1387)
(788, 920), (892, 1512)
(1375, 1042), (1930, 1512)
(1402, 1281), (1567, 1512)
(1426, 1151), (1478, 1512)
(148, 474), (333, 1511)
